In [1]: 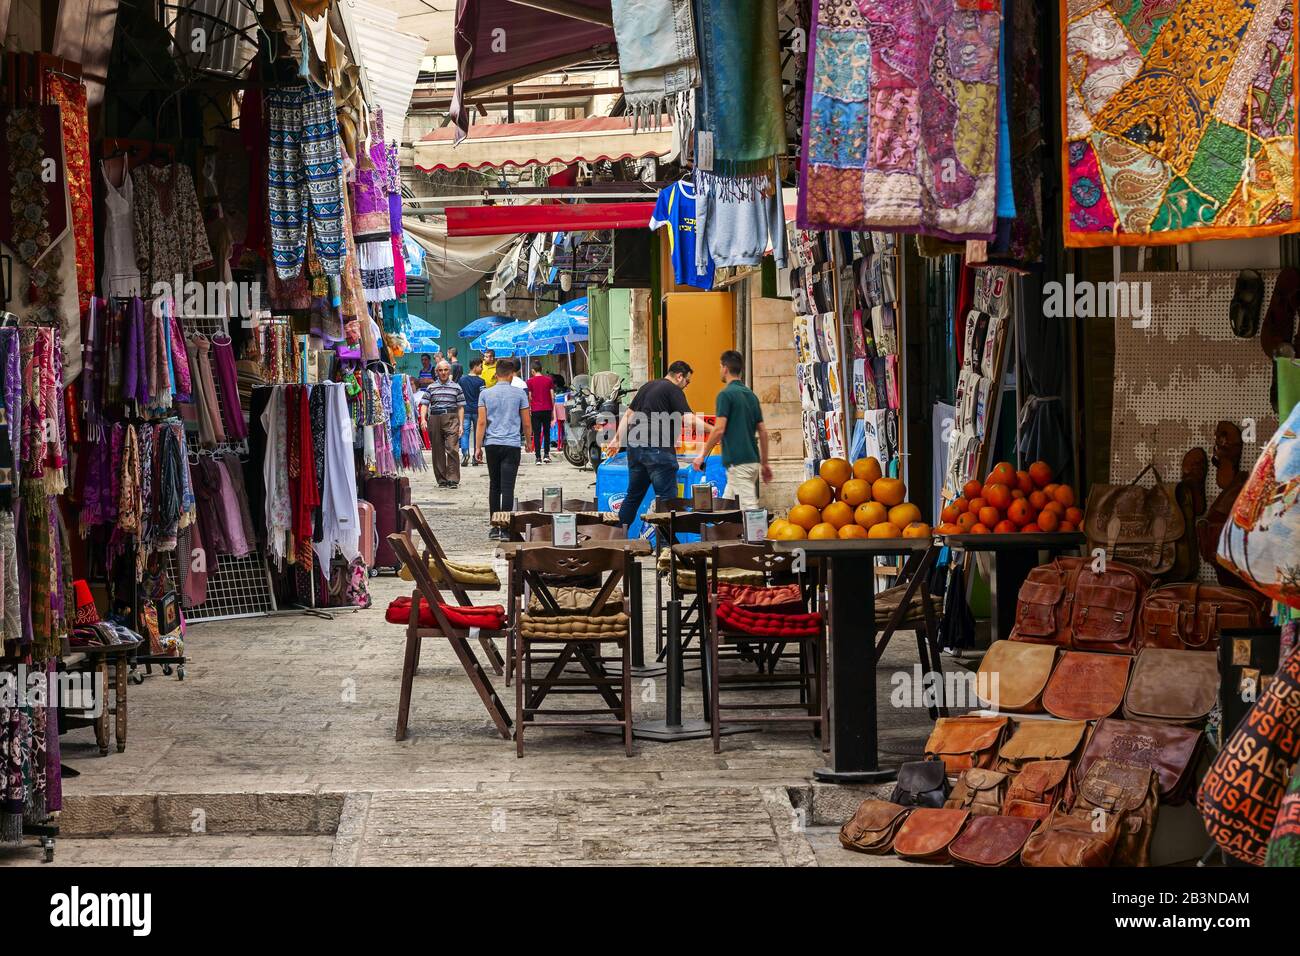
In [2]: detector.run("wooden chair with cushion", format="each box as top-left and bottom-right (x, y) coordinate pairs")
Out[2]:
(511, 546), (636, 757)
(654, 509), (746, 661)
(703, 543), (828, 753)
(388, 531), (512, 742)
(507, 510), (612, 543)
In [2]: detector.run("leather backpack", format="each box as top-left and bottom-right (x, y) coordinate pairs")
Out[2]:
(1021, 806), (1120, 867)
(1042, 651), (1132, 721)
(890, 759), (950, 808)
(1083, 464), (1186, 578)
(1138, 583), (1269, 652)
(997, 720), (1087, 772)
(1123, 648), (1219, 725)
(924, 716), (1009, 774)
(893, 807), (970, 863)
(839, 800), (912, 854)
(1068, 559), (1152, 654)
(1002, 759), (1072, 821)
(1070, 758), (1159, 867)
(1008, 556), (1084, 647)
(945, 768), (1009, 817)
(977, 641), (1057, 712)
(948, 814), (1039, 867)
(1077, 718), (1204, 805)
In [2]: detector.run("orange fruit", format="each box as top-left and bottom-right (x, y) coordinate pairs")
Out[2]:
(952, 496), (971, 514)
(1059, 520), (1077, 533)
(1043, 500), (1066, 518)
(1028, 490), (1048, 511)
(819, 458), (852, 489)
(984, 483), (1012, 512)
(787, 504), (822, 531)
(1043, 483), (1060, 502)
(987, 462), (1017, 487)
(994, 519), (1018, 534)
(1007, 498), (1035, 527)
(797, 477), (833, 510)
(853, 457), (884, 484)
(888, 503), (922, 528)
(1011, 489), (1026, 500)
(970, 523), (991, 534)
(839, 478), (872, 507)
(978, 506), (1001, 528)
(872, 477), (906, 507)
(868, 522), (902, 539)
(940, 503), (963, 524)
(1065, 507), (1084, 525)
(855, 501), (888, 529)
(1028, 461), (1053, 488)
(808, 522), (839, 540)
(1015, 470), (1035, 494)
(937, 522), (962, 535)
(1053, 484), (1076, 507)
(968, 497), (987, 515)
(1036, 509), (1061, 532)
(839, 523), (869, 539)
(963, 479), (983, 500)
(955, 512), (978, 533)
(1022, 524), (1041, 533)
(822, 500), (855, 529)
(902, 521), (932, 539)
(769, 520), (805, 540)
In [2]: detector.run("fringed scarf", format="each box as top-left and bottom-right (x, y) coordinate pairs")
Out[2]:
(611, 0), (700, 129)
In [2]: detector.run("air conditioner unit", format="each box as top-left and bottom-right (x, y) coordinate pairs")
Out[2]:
(162, 0), (260, 77)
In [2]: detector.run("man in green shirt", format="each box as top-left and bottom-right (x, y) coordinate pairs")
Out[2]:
(693, 350), (771, 509)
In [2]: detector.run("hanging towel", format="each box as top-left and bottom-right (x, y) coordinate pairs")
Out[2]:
(611, 0), (699, 128)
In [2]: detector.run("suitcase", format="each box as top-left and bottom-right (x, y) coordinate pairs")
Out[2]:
(356, 499), (377, 571)
(366, 476), (411, 573)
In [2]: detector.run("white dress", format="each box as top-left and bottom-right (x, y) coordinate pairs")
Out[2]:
(100, 160), (141, 298)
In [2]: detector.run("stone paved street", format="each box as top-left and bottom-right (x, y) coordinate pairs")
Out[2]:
(20, 454), (945, 867)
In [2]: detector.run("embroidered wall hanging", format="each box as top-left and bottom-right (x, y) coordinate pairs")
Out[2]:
(798, 0), (1003, 240)
(1063, 0), (1300, 247)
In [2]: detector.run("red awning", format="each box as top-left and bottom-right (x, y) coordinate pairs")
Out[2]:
(412, 116), (673, 172)
(445, 202), (656, 237)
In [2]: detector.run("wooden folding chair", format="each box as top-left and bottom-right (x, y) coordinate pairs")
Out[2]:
(388, 531), (512, 742)
(654, 510), (745, 661)
(873, 547), (948, 719)
(512, 546), (635, 757)
(703, 543), (828, 754)
(402, 504), (505, 676)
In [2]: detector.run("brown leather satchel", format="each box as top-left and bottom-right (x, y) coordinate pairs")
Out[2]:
(1077, 718), (1204, 805)
(892, 807), (970, 863)
(997, 719), (1087, 772)
(1083, 464), (1186, 578)
(1068, 559), (1152, 654)
(945, 768), (1009, 817)
(948, 814), (1039, 866)
(1002, 759), (1072, 820)
(839, 800), (912, 854)
(1021, 806), (1120, 867)
(1138, 583), (1269, 652)
(1070, 758), (1159, 867)
(977, 641), (1057, 712)
(1123, 647), (1219, 725)
(1042, 651), (1132, 721)
(924, 715), (1009, 774)
(1008, 557), (1084, 647)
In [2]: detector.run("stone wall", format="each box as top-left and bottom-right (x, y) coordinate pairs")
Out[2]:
(745, 279), (806, 508)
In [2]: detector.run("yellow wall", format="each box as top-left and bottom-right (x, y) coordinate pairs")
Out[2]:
(663, 291), (734, 413)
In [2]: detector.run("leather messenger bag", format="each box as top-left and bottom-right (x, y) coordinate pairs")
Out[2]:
(1068, 559), (1152, 654)
(839, 800), (912, 854)
(1123, 648), (1219, 725)
(1138, 583), (1269, 652)
(1071, 758), (1159, 867)
(924, 715), (1009, 774)
(1076, 718), (1204, 805)
(1002, 759), (1072, 821)
(976, 641), (1058, 712)
(1041, 651), (1132, 721)
(1083, 464), (1185, 578)
(1021, 806), (1120, 867)
(1008, 557), (1084, 647)
(893, 807), (971, 863)
(997, 719), (1087, 772)
(948, 814), (1039, 867)
(890, 760), (950, 808)
(945, 768), (1009, 817)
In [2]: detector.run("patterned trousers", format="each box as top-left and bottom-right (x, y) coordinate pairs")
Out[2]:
(267, 82), (345, 278)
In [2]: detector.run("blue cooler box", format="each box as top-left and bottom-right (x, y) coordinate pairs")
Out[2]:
(596, 452), (729, 541)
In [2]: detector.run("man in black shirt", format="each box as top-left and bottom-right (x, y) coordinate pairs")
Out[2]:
(609, 361), (699, 528)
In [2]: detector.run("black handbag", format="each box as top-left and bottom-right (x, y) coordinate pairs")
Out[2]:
(890, 759), (951, 808)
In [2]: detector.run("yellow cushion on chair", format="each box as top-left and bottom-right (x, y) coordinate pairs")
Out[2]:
(399, 558), (501, 588)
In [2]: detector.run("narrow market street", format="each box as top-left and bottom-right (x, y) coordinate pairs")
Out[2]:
(30, 456), (938, 867)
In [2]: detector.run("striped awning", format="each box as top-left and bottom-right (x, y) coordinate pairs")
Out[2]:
(412, 115), (672, 172)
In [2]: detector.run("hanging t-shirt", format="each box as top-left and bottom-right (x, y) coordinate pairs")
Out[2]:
(649, 181), (715, 290)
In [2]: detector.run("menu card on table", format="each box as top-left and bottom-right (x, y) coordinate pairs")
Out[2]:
(552, 513), (577, 547)
(743, 509), (769, 542)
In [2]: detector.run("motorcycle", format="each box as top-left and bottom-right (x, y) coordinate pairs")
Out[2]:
(562, 375), (632, 471)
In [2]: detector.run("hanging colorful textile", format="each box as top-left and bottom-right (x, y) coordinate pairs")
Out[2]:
(1063, 0), (1300, 246)
(44, 74), (94, 311)
(350, 109), (396, 302)
(798, 0), (1002, 240)
(386, 141), (407, 299)
(611, 0), (700, 127)
(266, 81), (345, 278)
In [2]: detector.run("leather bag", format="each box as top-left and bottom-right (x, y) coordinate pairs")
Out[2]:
(890, 759), (950, 808)
(1042, 651), (1132, 721)
(1002, 759), (1072, 821)
(838, 800), (912, 854)
(948, 814), (1039, 867)
(945, 768), (1009, 817)
(1083, 464), (1185, 578)
(924, 716), (1009, 774)
(1008, 557), (1084, 647)
(892, 807), (970, 863)
(1123, 648), (1219, 725)
(1071, 758), (1159, 867)
(1138, 583), (1269, 652)
(1077, 718), (1204, 805)
(1021, 806), (1120, 867)
(976, 641), (1057, 712)
(1068, 559), (1152, 654)
(997, 720), (1087, 772)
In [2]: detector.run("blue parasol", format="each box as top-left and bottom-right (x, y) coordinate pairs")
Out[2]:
(457, 314), (513, 339)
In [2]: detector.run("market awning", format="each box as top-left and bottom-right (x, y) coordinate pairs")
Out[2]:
(450, 0), (616, 140)
(445, 201), (657, 237)
(413, 116), (671, 173)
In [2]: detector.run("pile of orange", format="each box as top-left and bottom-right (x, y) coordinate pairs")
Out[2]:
(934, 460), (1081, 536)
(768, 457), (932, 541)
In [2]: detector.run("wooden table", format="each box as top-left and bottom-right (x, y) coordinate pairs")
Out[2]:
(62, 642), (138, 755)
(772, 537), (938, 783)
(939, 532), (1086, 642)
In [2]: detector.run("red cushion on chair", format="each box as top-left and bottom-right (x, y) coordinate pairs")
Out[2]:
(716, 582), (804, 614)
(716, 601), (822, 637)
(386, 596), (506, 631)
